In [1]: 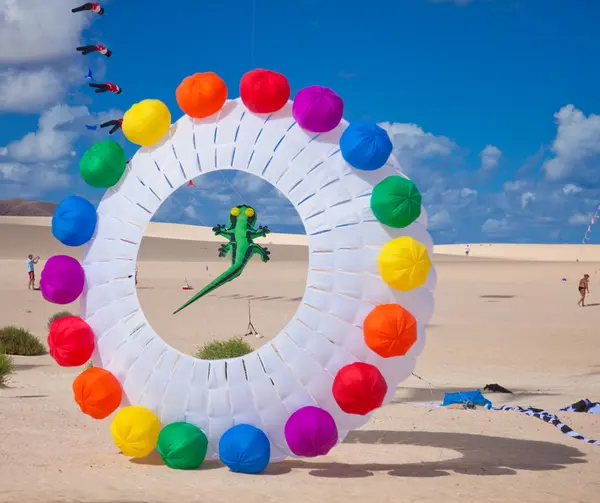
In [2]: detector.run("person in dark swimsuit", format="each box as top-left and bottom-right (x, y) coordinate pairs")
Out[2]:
(578, 274), (590, 307)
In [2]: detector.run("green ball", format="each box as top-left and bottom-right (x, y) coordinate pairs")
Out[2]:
(157, 422), (208, 470)
(370, 176), (422, 228)
(79, 139), (127, 188)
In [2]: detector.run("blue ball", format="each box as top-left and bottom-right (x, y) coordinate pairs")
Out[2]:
(219, 424), (270, 474)
(340, 122), (393, 171)
(52, 196), (97, 247)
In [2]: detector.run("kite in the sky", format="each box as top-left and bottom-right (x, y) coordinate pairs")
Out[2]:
(89, 82), (122, 94)
(100, 118), (123, 134)
(72, 3), (104, 15)
(173, 205), (271, 314)
(187, 180), (196, 188)
(85, 68), (94, 80)
(77, 44), (112, 58)
(85, 125), (98, 131)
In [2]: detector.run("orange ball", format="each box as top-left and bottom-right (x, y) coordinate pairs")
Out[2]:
(363, 304), (417, 358)
(176, 72), (227, 119)
(73, 367), (122, 419)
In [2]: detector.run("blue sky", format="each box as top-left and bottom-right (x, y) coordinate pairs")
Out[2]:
(1, 0), (600, 243)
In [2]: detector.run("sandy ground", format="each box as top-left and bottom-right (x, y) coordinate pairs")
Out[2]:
(1, 220), (599, 503)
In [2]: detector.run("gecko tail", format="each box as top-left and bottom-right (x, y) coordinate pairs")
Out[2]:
(173, 265), (242, 315)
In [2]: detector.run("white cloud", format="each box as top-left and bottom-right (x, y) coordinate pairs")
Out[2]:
(479, 144), (501, 173)
(482, 217), (510, 236)
(0, 65), (84, 112)
(379, 122), (456, 167)
(504, 179), (529, 192)
(542, 105), (600, 180)
(428, 209), (453, 231)
(0, 0), (91, 64)
(521, 191), (536, 209)
(2, 104), (123, 163)
(568, 213), (592, 226)
(563, 183), (582, 195)
(2, 104), (89, 162)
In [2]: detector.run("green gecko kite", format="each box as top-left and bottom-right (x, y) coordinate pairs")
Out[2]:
(173, 205), (271, 314)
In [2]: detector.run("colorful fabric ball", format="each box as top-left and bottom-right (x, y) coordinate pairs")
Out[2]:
(377, 236), (431, 291)
(110, 406), (161, 458)
(332, 362), (387, 415)
(292, 86), (343, 133)
(157, 422), (209, 470)
(52, 196), (97, 246)
(40, 255), (85, 305)
(122, 99), (171, 147)
(340, 122), (393, 171)
(48, 316), (95, 367)
(219, 424), (270, 474)
(370, 176), (422, 228)
(176, 72), (228, 119)
(363, 304), (417, 358)
(79, 140), (127, 188)
(73, 367), (122, 419)
(284, 406), (338, 457)
(240, 69), (290, 114)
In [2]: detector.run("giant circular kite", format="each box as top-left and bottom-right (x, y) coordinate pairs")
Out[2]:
(44, 69), (437, 472)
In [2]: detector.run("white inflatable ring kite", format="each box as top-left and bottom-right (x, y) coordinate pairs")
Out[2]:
(44, 70), (436, 469)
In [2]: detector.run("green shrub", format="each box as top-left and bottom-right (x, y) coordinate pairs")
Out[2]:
(0, 347), (14, 387)
(47, 310), (74, 330)
(0, 326), (47, 356)
(195, 336), (253, 360)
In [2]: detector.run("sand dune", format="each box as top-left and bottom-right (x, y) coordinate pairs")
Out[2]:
(1, 217), (599, 503)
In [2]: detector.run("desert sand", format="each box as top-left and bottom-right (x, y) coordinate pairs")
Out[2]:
(1, 217), (599, 503)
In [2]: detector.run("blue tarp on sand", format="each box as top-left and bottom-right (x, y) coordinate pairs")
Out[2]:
(443, 389), (492, 409)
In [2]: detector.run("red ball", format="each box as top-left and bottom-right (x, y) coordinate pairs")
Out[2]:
(240, 69), (290, 114)
(48, 316), (95, 367)
(332, 362), (388, 415)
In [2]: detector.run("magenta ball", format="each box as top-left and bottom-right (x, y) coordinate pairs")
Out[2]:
(40, 255), (85, 305)
(284, 406), (339, 457)
(292, 86), (344, 133)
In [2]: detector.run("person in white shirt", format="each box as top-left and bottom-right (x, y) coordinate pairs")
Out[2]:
(465, 245), (470, 256)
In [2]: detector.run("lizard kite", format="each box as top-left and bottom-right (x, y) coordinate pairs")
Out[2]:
(173, 205), (271, 314)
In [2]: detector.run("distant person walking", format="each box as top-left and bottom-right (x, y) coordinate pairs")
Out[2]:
(578, 274), (590, 307)
(465, 244), (470, 256)
(27, 254), (40, 290)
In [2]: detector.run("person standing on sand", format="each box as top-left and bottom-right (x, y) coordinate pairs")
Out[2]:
(27, 254), (40, 290)
(578, 274), (590, 307)
(465, 244), (470, 256)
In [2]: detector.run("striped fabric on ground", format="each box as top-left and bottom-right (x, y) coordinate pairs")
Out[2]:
(499, 405), (600, 446)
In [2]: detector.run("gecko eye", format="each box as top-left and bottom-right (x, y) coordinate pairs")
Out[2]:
(245, 207), (255, 217)
(230, 207), (241, 217)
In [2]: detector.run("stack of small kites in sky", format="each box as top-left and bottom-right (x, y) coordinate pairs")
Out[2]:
(72, 3), (123, 135)
(72, 3), (197, 187)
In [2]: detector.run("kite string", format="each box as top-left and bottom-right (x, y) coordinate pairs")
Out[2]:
(251, 0), (256, 68)
(217, 169), (246, 204)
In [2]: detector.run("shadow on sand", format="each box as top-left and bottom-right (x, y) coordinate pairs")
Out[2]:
(129, 429), (585, 478)
(265, 430), (586, 478)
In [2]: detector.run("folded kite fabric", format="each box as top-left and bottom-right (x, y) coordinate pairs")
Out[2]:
(443, 390), (493, 409)
(559, 399), (600, 414)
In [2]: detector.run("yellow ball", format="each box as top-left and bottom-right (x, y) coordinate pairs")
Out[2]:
(110, 405), (161, 458)
(378, 236), (431, 291)
(122, 99), (171, 147)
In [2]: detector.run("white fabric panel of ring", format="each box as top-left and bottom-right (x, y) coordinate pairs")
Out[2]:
(81, 97), (436, 461)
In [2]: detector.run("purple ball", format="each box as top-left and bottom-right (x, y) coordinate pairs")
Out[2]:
(284, 406), (339, 457)
(40, 255), (85, 305)
(292, 86), (344, 133)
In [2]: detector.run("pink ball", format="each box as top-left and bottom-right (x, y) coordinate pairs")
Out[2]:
(40, 255), (85, 305)
(292, 86), (344, 133)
